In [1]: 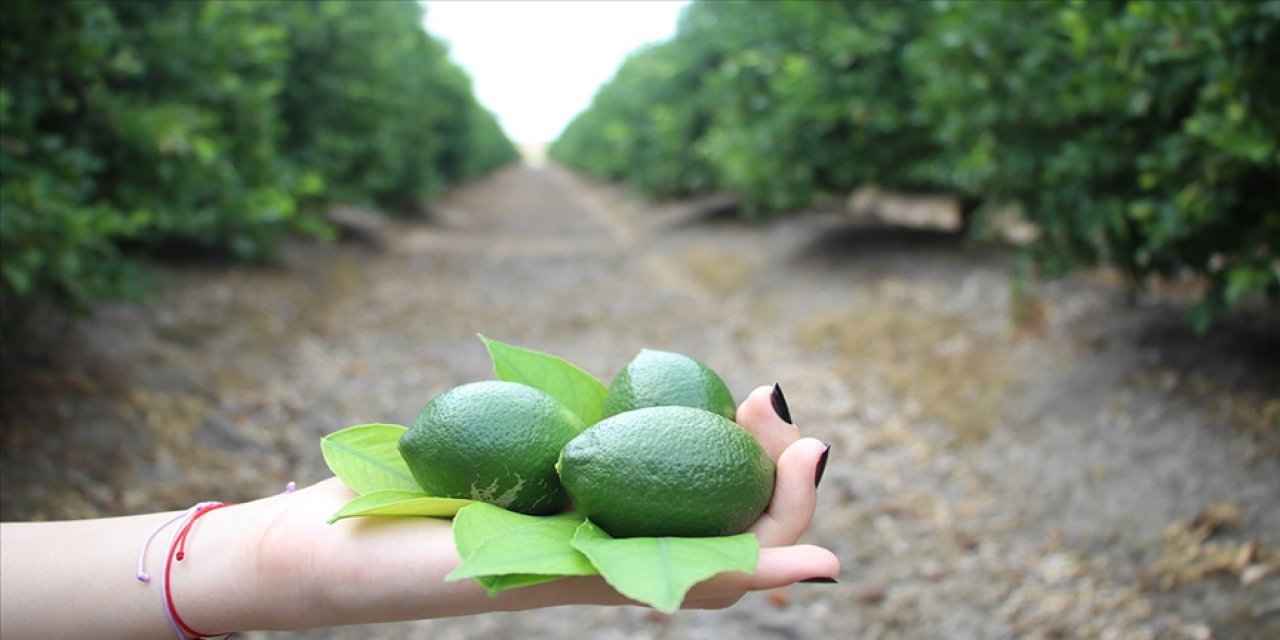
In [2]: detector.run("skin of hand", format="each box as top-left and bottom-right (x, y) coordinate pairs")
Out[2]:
(0, 385), (838, 638)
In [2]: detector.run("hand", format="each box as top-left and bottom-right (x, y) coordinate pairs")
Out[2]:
(187, 385), (838, 631)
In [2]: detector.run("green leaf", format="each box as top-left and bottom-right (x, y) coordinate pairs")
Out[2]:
(478, 334), (607, 425)
(571, 520), (759, 614)
(447, 503), (598, 596)
(469, 573), (566, 596)
(328, 489), (474, 524)
(320, 424), (420, 495)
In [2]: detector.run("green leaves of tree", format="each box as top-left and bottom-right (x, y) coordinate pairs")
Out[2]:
(271, 0), (516, 212)
(0, 0), (518, 333)
(550, 0), (1280, 327)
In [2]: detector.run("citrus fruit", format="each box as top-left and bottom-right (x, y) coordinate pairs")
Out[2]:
(556, 405), (775, 537)
(399, 380), (585, 515)
(601, 349), (736, 420)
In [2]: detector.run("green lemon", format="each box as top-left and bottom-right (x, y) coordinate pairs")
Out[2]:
(601, 349), (736, 420)
(556, 405), (775, 537)
(399, 380), (585, 515)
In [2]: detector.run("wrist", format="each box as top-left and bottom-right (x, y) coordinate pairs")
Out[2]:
(165, 499), (278, 635)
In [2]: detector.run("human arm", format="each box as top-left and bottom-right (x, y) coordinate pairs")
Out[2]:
(0, 384), (838, 638)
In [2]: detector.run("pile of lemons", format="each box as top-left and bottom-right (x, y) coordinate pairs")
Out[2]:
(398, 349), (774, 538)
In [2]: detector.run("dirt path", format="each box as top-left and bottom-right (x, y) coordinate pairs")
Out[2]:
(3, 164), (1278, 639)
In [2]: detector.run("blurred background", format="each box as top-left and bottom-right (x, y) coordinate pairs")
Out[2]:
(2, 1), (1277, 638)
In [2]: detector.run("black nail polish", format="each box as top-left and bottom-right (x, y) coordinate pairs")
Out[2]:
(815, 443), (830, 489)
(771, 382), (793, 424)
(799, 577), (838, 584)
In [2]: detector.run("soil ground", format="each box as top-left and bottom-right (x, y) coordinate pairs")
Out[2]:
(3, 163), (1278, 639)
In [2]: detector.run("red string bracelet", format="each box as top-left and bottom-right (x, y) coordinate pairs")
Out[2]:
(163, 502), (235, 639)
(137, 482), (296, 640)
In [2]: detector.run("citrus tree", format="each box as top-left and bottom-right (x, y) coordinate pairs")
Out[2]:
(550, 0), (1279, 326)
(0, 0), (517, 332)
(1, 0), (303, 316)
(270, 0), (516, 213)
(907, 0), (1280, 327)
(551, 38), (718, 197)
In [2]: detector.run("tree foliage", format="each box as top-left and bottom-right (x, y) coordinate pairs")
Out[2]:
(550, 0), (1279, 325)
(908, 0), (1279, 328)
(0, 0), (517, 326)
(269, 0), (515, 212)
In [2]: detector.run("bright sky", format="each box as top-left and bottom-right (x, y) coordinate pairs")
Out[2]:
(423, 0), (690, 144)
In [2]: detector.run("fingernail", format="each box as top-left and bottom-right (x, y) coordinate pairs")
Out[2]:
(799, 577), (838, 584)
(815, 443), (831, 489)
(770, 382), (793, 424)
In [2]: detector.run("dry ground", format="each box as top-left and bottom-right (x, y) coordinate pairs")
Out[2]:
(3, 163), (1277, 639)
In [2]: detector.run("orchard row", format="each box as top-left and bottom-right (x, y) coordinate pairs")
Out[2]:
(551, 1), (1279, 328)
(1, 0), (517, 325)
